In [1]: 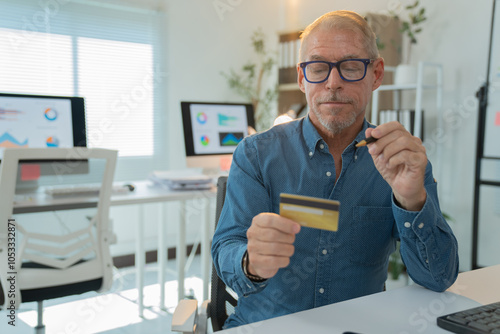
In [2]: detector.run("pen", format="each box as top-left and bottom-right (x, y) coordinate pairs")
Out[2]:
(355, 136), (378, 147)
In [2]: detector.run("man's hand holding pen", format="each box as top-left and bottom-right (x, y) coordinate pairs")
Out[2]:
(362, 121), (428, 212)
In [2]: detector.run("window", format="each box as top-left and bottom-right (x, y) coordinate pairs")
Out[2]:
(0, 0), (166, 179)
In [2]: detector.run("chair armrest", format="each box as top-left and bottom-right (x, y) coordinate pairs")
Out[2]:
(194, 300), (210, 334)
(172, 299), (198, 333)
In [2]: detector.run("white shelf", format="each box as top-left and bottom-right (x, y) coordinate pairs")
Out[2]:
(375, 83), (440, 91)
(370, 61), (443, 140)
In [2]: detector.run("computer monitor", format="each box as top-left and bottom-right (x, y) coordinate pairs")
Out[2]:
(0, 92), (88, 189)
(0, 92), (86, 148)
(181, 101), (255, 174)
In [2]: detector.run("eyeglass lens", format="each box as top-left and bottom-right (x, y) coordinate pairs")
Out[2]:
(305, 60), (366, 82)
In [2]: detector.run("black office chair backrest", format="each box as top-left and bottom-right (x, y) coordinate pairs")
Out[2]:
(209, 176), (238, 331)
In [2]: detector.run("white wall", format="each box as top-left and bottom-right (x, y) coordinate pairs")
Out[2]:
(164, 0), (283, 169)
(109, 0), (496, 270)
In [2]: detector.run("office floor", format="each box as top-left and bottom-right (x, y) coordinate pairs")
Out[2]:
(0, 256), (208, 334)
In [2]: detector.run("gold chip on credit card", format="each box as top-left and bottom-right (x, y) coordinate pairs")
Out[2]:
(279, 193), (340, 232)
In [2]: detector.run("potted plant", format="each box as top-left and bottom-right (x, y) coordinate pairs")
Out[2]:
(387, 241), (408, 290)
(390, 0), (427, 84)
(220, 28), (278, 131)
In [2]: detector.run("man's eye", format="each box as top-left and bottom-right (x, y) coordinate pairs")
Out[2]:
(309, 65), (329, 73)
(343, 67), (358, 73)
(312, 68), (328, 74)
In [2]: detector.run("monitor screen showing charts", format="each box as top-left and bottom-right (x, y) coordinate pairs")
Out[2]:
(181, 101), (255, 171)
(0, 92), (86, 149)
(0, 93), (87, 188)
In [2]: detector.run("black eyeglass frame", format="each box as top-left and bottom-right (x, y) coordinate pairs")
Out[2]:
(299, 58), (375, 83)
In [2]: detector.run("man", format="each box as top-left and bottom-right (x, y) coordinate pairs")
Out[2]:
(211, 10), (458, 328)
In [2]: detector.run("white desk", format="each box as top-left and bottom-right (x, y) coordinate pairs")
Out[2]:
(13, 180), (216, 317)
(218, 265), (500, 334)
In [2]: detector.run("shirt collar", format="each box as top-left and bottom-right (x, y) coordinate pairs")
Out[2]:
(302, 115), (374, 157)
(302, 115), (324, 157)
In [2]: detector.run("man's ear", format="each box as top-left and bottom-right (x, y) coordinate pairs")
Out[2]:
(297, 64), (306, 93)
(372, 57), (385, 91)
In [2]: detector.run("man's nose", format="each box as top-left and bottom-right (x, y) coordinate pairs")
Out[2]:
(325, 66), (344, 89)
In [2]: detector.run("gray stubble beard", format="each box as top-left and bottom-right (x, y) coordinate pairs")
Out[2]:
(311, 92), (359, 135)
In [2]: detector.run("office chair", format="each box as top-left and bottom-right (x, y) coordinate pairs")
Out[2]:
(172, 175), (238, 333)
(0, 148), (118, 334)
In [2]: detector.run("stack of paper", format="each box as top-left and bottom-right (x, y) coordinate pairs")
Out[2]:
(149, 170), (213, 190)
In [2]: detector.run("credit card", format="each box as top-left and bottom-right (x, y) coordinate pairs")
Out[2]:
(279, 193), (340, 232)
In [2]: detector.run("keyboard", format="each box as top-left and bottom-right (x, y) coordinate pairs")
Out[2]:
(437, 301), (500, 333)
(45, 184), (134, 197)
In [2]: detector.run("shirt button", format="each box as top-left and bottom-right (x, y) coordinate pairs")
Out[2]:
(319, 288), (325, 294)
(319, 143), (325, 149)
(326, 171), (332, 177)
(404, 222), (411, 228)
(418, 223), (424, 229)
(322, 249), (327, 255)
(425, 259), (429, 264)
(309, 151), (313, 157)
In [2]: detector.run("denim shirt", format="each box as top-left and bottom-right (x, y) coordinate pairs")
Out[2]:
(211, 116), (459, 328)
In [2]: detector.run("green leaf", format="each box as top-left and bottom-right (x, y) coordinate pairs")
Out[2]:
(415, 16), (427, 24)
(243, 64), (255, 71)
(253, 39), (264, 54)
(251, 28), (266, 54)
(406, 0), (419, 10)
(377, 41), (386, 51)
(442, 212), (455, 223)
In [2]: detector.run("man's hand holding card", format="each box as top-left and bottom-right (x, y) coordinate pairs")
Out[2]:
(245, 194), (339, 280)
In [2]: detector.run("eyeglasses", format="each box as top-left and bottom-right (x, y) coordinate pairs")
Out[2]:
(299, 58), (375, 83)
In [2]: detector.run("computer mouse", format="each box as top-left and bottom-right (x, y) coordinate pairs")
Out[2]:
(124, 184), (135, 191)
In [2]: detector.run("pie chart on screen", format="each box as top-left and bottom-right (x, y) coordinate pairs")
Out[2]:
(197, 112), (207, 124)
(44, 108), (58, 121)
(200, 135), (210, 146)
(46, 136), (60, 147)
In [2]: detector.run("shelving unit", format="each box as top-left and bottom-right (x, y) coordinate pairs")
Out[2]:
(277, 30), (306, 116)
(370, 62), (443, 139)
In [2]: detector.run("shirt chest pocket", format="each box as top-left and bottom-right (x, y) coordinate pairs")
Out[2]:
(350, 206), (395, 266)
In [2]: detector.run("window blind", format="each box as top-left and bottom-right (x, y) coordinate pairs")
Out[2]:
(0, 0), (166, 178)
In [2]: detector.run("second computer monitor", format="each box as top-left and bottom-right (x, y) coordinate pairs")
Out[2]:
(0, 92), (86, 149)
(0, 92), (88, 189)
(181, 101), (255, 173)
